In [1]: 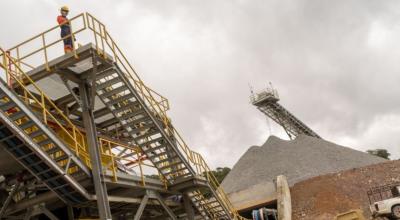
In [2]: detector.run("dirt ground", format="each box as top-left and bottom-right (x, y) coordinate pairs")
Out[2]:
(291, 160), (400, 220)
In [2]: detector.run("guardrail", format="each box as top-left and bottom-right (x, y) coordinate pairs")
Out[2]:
(0, 47), (91, 168)
(84, 12), (241, 218)
(99, 138), (165, 186)
(0, 48), (160, 185)
(4, 12), (243, 219)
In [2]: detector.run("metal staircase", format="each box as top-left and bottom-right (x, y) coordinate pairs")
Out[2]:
(0, 81), (91, 204)
(0, 51), (92, 204)
(188, 190), (230, 219)
(95, 64), (233, 219)
(0, 12), (244, 219)
(96, 64), (193, 182)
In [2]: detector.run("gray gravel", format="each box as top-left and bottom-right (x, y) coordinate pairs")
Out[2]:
(221, 135), (386, 194)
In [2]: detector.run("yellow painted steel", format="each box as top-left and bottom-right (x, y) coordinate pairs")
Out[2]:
(2, 12), (243, 219)
(0, 47), (90, 169)
(0, 49), (155, 182)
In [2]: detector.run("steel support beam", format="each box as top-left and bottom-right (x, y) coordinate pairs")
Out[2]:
(0, 181), (21, 218)
(56, 67), (81, 84)
(133, 195), (149, 220)
(89, 56), (98, 110)
(183, 193), (195, 220)
(79, 78), (112, 219)
(67, 206), (74, 220)
(147, 190), (177, 220)
(23, 204), (59, 220)
(60, 75), (82, 108)
(41, 207), (59, 220)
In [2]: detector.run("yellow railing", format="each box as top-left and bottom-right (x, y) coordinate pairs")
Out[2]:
(85, 13), (241, 219)
(5, 13), (169, 112)
(0, 51), (162, 185)
(84, 13), (170, 114)
(4, 12), (242, 219)
(0, 48), (91, 167)
(98, 138), (165, 186)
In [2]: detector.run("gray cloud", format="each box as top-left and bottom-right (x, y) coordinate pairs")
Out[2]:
(2, 0), (400, 166)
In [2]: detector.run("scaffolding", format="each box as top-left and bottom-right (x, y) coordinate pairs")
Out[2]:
(0, 12), (244, 220)
(251, 85), (321, 139)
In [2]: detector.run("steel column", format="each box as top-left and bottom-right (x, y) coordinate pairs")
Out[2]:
(79, 70), (112, 219)
(183, 193), (195, 220)
(23, 204), (59, 220)
(133, 195), (149, 220)
(67, 206), (74, 220)
(147, 190), (177, 220)
(41, 207), (59, 220)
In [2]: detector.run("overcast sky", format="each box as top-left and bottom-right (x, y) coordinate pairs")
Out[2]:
(1, 0), (400, 168)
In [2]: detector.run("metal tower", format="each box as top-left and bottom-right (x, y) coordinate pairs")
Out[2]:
(250, 85), (321, 139)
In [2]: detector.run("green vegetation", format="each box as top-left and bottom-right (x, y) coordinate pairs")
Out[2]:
(367, 149), (391, 160)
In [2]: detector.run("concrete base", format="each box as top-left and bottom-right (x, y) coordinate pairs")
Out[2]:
(226, 181), (277, 211)
(277, 175), (291, 220)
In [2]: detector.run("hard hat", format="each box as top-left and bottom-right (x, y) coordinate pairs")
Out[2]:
(61, 6), (69, 12)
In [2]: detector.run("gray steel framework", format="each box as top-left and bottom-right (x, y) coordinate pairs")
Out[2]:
(0, 43), (239, 219)
(251, 87), (321, 139)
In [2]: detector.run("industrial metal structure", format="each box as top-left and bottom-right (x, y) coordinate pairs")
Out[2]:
(250, 85), (321, 139)
(0, 13), (243, 220)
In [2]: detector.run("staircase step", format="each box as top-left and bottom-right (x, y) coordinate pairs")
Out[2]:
(54, 154), (69, 162)
(209, 205), (223, 211)
(148, 151), (176, 160)
(173, 172), (193, 181)
(133, 130), (160, 141)
(9, 111), (26, 121)
(142, 136), (165, 146)
(20, 120), (35, 130)
(113, 103), (141, 115)
(107, 93), (134, 106)
(163, 167), (188, 176)
(46, 146), (62, 155)
(143, 144), (167, 153)
(100, 85), (128, 98)
(0, 101), (16, 111)
(29, 130), (44, 138)
(203, 200), (218, 206)
(125, 116), (151, 127)
(128, 122), (155, 135)
(159, 161), (184, 170)
(154, 156), (179, 166)
(37, 138), (53, 147)
(155, 160), (183, 170)
(97, 77), (121, 90)
(120, 110), (145, 122)
(96, 68), (116, 80)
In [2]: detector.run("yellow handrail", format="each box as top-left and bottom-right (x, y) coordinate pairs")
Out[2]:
(98, 138), (164, 185)
(0, 55), (162, 184)
(3, 12), (242, 219)
(0, 47), (91, 167)
(84, 13), (241, 218)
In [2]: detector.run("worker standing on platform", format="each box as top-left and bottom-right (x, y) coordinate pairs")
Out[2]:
(57, 6), (74, 53)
